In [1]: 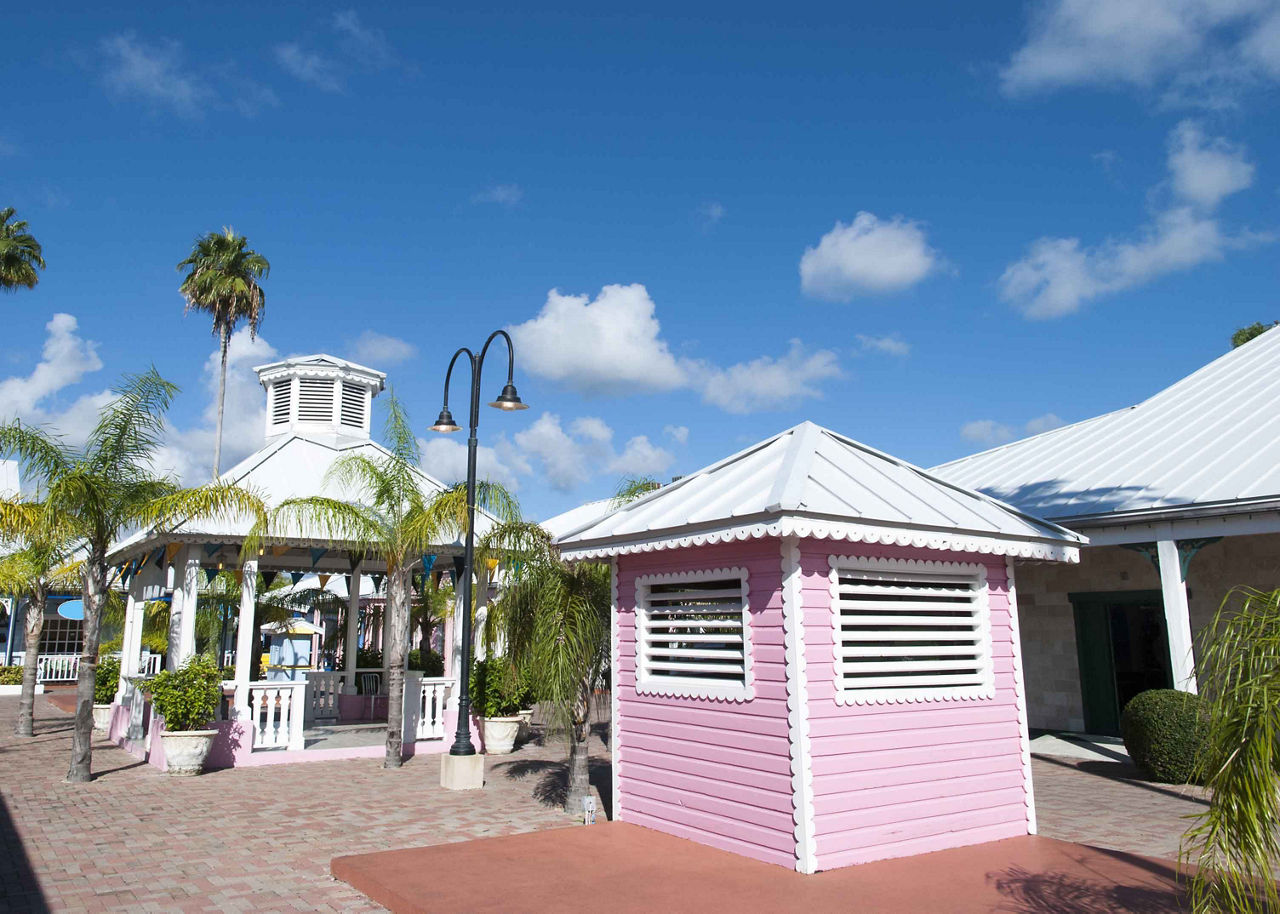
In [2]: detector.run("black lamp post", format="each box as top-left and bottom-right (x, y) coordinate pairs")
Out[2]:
(430, 329), (527, 756)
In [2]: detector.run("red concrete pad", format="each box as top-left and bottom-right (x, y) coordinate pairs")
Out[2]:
(332, 822), (1192, 913)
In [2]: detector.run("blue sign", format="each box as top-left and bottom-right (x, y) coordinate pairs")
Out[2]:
(56, 599), (85, 621)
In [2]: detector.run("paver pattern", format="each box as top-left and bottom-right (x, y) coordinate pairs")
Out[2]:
(1, 694), (1209, 912)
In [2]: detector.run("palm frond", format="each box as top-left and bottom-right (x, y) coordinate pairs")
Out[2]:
(0, 421), (71, 485)
(85, 368), (178, 475)
(611, 475), (661, 508)
(268, 497), (387, 557)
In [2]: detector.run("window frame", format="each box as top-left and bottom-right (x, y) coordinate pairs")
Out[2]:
(829, 555), (994, 706)
(633, 566), (754, 702)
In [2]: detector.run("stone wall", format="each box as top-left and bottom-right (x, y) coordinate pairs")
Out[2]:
(1014, 532), (1280, 732)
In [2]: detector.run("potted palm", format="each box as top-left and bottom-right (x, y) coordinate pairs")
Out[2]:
(470, 658), (523, 755)
(142, 655), (223, 776)
(92, 655), (121, 731)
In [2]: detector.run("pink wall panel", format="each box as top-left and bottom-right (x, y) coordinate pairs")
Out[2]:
(800, 541), (1031, 868)
(616, 540), (797, 869)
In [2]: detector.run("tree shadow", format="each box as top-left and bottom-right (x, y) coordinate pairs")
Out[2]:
(1034, 754), (1209, 807)
(988, 863), (1188, 913)
(0, 794), (50, 913)
(495, 756), (613, 820)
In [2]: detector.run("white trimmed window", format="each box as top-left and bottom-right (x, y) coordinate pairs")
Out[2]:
(830, 557), (994, 704)
(635, 568), (753, 701)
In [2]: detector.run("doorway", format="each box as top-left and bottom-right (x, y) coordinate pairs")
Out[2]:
(1071, 591), (1173, 736)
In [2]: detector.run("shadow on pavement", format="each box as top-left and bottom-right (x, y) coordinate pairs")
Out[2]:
(1034, 753), (1209, 807)
(494, 755), (614, 820)
(0, 794), (50, 913)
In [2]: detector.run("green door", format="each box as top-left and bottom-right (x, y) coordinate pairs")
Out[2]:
(1074, 602), (1119, 735)
(1071, 591), (1172, 736)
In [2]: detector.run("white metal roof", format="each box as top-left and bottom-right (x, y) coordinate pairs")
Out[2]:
(540, 498), (612, 539)
(932, 326), (1280, 526)
(554, 421), (1083, 562)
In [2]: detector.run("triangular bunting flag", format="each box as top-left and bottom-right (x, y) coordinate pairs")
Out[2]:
(343, 574), (352, 594)
(150, 546), (165, 568)
(317, 574), (331, 589)
(261, 570), (278, 589)
(164, 542), (183, 566)
(290, 572), (304, 585)
(203, 568), (219, 585)
(233, 570), (243, 587)
(310, 548), (328, 568)
(485, 557), (499, 573)
(271, 545), (291, 557)
(203, 543), (223, 559)
(371, 573), (385, 592)
(432, 570), (443, 589)
(422, 553), (437, 572)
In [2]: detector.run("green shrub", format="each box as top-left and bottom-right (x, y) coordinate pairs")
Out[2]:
(0, 665), (22, 685)
(94, 656), (121, 704)
(513, 665), (538, 709)
(143, 656), (223, 732)
(408, 649), (444, 676)
(356, 647), (383, 668)
(469, 658), (522, 718)
(1121, 688), (1209, 784)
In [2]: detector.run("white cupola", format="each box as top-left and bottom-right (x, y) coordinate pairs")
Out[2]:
(255, 354), (387, 442)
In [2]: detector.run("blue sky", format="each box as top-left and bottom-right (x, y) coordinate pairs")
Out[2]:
(2, 2), (1279, 521)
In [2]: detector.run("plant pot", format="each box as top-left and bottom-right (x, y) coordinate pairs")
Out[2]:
(482, 716), (521, 755)
(92, 703), (113, 731)
(516, 709), (534, 741)
(160, 729), (218, 776)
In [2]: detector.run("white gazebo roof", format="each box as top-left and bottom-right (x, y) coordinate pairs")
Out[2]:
(260, 618), (325, 637)
(932, 326), (1280, 529)
(554, 421), (1083, 562)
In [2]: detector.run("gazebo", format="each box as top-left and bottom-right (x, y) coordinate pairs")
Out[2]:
(106, 354), (493, 768)
(554, 421), (1083, 873)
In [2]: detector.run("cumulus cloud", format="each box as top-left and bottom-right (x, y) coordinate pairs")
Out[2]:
(608, 435), (674, 477)
(697, 201), (726, 229)
(1000, 0), (1280, 106)
(418, 435), (528, 491)
(691, 340), (842, 415)
(513, 413), (594, 492)
(961, 412), (1067, 446)
(663, 424), (689, 445)
(472, 184), (524, 206)
(855, 333), (911, 357)
(1000, 122), (1268, 318)
(799, 212), (942, 301)
(349, 331), (416, 367)
(332, 10), (398, 68)
(506, 413), (674, 492)
(275, 44), (343, 92)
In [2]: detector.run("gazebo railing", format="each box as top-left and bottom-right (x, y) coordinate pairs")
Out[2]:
(243, 681), (306, 751)
(307, 672), (343, 722)
(408, 675), (452, 740)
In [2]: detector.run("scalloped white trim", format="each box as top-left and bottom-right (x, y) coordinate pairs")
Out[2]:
(1006, 556), (1037, 835)
(828, 554), (995, 706)
(559, 516), (1081, 563)
(634, 566), (754, 702)
(610, 556), (623, 823)
(781, 537), (817, 874)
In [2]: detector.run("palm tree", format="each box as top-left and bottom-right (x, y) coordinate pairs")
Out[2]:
(0, 497), (77, 736)
(0, 208), (45, 292)
(1183, 586), (1280, 913)
(484, 522), (610, 810)
(259, 395), (518, 768)
(0, 368), (267, 782)
(177, 228), (270, 479)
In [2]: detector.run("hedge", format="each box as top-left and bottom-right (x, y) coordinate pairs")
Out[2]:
(1120, 688), (1208, 784)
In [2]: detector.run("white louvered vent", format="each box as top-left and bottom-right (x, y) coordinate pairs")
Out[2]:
(340, 382), (366, 429)
(636, 569), (752, 700)
(297, 378), (334, 423)
(832, 559), (993, 704)
(270, 381), (291, 426)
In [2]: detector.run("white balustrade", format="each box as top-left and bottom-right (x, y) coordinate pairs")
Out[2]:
(411, 677), (452, 741)
(243, 682), (306, 751)
(140, 654), (162, 676)
(36, 654), (79, 682)
(308, 672), (343, 723)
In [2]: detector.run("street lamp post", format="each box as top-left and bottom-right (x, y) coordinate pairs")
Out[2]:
(430, 329), (527, 757)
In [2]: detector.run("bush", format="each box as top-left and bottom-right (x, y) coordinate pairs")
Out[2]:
(95, 656), (121, 704)
(513, 665), (538, 710)
(469, 658), (522, 718)
(356, 647), (382, 668)
(1121, 688), (1209, 784)
(408, 649), (444, 676)
(143, 656), (223, 732)
(0, 665), (21, 685)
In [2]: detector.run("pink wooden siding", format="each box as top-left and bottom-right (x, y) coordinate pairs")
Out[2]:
(801, 541), (1030, 869)
(616, 541), (797, 868)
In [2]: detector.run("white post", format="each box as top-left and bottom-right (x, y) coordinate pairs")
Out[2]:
(474, 564), (492, 660)
(234, 559), (258, 714)
(345, 561), (362, 693)
(165, 546), (187, 671)
(117, 577), (145, 698)
(1156, 538), (1197, 694)
(175, 552), (201, 667)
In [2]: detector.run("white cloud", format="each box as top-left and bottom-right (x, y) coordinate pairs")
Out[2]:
(100, 33), (209, 116)
(332, 10), (398, 68)
(697, 201), (725, 229)
(0, 314), (102, 418)
(608, 435), (674, 477)
(855, 333), (911, 357)
(1000, 122), (1268, 318)
(799, 212), (942, 301)
(1000, 0), (1280, 105)
(663, 424), (689, 445)
(275, 44), (343, 92)
(509, 285), (687, 395)
(962, 412), (1067, 446)
(502, 413), (676, 492)
(569, 416), (613, 444)
(691, 340), (842, 415)
(472, 184), (524, 206)
(513, 413), (593, 492)
(349, 331), (416, 367)
(418, 435), (527, 491)
(1167, 119), (1255, 207)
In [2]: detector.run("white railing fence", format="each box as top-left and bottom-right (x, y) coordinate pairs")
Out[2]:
(406, 675), (452, 741)
(8, 651), (162, 682)
(242, 682), (306, 751)
(307, 672), (343, 723)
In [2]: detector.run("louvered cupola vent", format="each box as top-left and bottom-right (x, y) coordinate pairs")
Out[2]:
(254, 354), (387, 443)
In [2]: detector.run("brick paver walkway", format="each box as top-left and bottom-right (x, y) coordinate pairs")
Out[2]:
(1, 695), (1208, 912)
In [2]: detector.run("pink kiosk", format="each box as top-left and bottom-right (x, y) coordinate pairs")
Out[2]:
(554, 422), (1083, 874)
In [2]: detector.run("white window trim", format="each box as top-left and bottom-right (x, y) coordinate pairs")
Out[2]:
(634, 566), (754, 702)
(828, 554), (994, 706)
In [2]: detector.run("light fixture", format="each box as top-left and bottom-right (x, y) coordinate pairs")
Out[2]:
(430, 407), (461, 433)
(488, 383), (528, 411)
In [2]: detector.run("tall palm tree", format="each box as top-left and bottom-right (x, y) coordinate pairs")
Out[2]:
(259, 395), (518, 768)
(1183, 586), (1280, 913)
(0, 207), (46, 291)
(0, 497), (78, 737)
(0, 368), (267, 782)
(177, 228), (270, 479)
(484, 522), (610, 810)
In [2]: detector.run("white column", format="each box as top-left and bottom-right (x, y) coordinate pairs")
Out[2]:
(345, 561), (362, 692)
(474, 564), (492, 659)
(165, 546), (188, 671)
(1156, 538), (1197, 693)
(175, 552), (201, 668)
(233, 559), (258, 713)
(117, 577), (145, 698)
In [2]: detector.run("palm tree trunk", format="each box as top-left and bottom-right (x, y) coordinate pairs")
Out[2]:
(14, 590), (45, 737)
(67, 554), (105, 783)
(384, 568), (409, 768)
(565, 683), (592, 811)
(212, 323), (229, 479)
